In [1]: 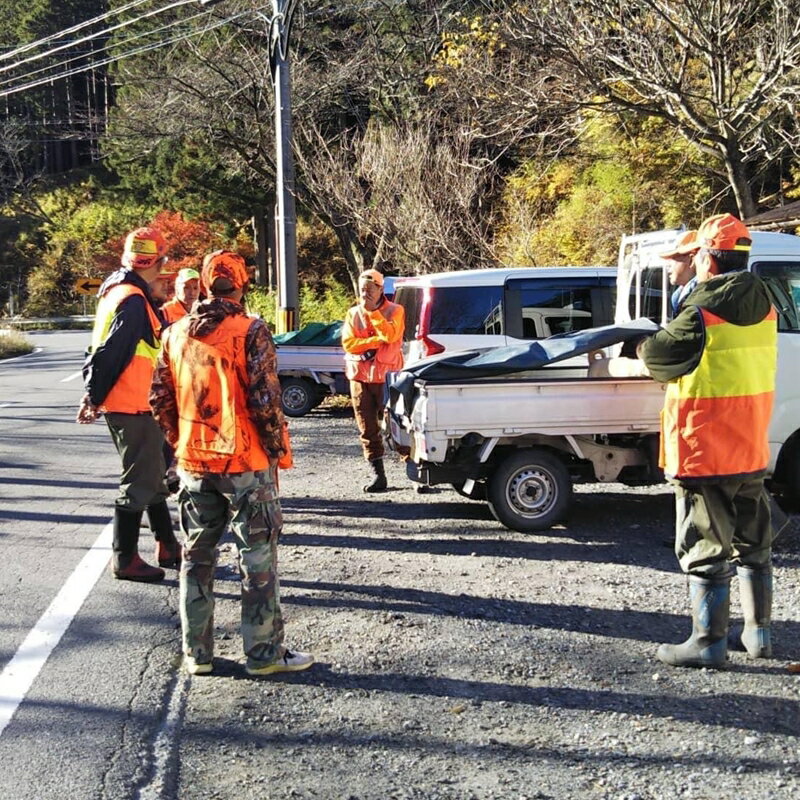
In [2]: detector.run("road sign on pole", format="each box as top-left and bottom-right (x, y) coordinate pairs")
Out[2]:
(74, 278), (103, 295)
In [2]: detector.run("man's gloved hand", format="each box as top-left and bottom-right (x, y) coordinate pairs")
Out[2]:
(361, 349), (377, 361)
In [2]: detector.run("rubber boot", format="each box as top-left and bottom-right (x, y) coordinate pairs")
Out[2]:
(738, 565), (773, 658)
(657, 573), (730, 669)
(112, 507), (165, 583)
(363, 458), (388, 493)
(147, 500), (181, 568)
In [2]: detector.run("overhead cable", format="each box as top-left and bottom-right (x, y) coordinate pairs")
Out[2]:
(0, 10), (214, 90)
(0, 10), (252, 100)
(0, 0), (198, 76)
(0, 0), (154, 62)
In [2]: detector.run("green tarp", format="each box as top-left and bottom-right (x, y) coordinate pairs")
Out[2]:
(273, 321), (343, 347)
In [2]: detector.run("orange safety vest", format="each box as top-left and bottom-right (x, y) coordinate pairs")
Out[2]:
(91, 283), (162, 414)
(161, 298), (188, 325)
(163, 313), (269, 474)
(660, 306), (777, 480)
(342, 300), (405, 383)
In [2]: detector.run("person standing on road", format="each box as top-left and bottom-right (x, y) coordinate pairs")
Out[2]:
(660, 230), (700, 316)
(76, 226), (181, 583)
(638, 213), (777, 669)
(342, 268), (405, 492)
(160, 268), (201, 325)
(150, 251), (313, 677)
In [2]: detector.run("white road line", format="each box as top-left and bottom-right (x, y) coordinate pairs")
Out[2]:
(0, 347), (42, 365)
(60, 370), (83, 383)
(0, 522), (112, 738)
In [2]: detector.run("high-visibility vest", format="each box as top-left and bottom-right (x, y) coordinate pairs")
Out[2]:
(342, 301), (404, 383)
(660, 306), (777, 480)
(161, 298), (188, 325)
(91, 283), (161, 413)
(164, 313), (269, 474)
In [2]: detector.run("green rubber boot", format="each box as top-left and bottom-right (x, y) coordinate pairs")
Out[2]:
(737, 565), (772, 659)
(657, 573), (730, 669)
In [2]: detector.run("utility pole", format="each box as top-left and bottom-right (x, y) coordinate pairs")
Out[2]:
(269, 0), (300, 332)
(200, 0), (300, 332)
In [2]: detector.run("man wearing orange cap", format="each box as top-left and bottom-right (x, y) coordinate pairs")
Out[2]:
(639, 213), (777, 669)
(160, 268), (201, 324)
(342, 268), (405, 492)
(77, 226), (181, 583)
(150, 251), (313, 677)
(660, 230), (700, 316)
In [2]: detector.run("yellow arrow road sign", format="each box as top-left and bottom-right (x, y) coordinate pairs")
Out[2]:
(74, 278), (103, 295)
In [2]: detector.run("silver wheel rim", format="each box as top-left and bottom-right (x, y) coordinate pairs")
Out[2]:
(505, 466), (557, 519)
(283, 385), (309, 411)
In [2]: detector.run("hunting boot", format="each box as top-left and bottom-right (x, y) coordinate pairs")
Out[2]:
(657, 573), (730, 669)
(147, 500), (181, 569)
(737, 565), (773, 658)
(363, 458), (388, 493)
(112, 507), (165, 583)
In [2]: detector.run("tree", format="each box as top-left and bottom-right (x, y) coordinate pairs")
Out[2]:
(511, 0), (800, 218)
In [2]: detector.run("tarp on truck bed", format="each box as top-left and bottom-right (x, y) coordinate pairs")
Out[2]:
(273, 321), (343, 347)
(387, 319), (660, 417)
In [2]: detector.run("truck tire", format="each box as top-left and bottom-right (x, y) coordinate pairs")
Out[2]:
(280, 378), (316, 417)
(487, 448), (572, 533)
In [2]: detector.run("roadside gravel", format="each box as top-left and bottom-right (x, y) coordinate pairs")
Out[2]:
(176, 403), (800, 800)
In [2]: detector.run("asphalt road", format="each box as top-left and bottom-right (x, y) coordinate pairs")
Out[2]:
(0, 331), (182, 800)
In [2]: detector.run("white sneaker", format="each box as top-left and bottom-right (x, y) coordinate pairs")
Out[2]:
(184, 655), (213, 675)
(245, 649), (314, 676)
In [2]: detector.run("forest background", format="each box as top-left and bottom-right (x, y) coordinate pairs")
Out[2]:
(2, 0), (800, 325)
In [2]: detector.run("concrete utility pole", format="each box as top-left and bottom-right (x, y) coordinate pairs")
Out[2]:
(269, 0), (300, 332)
(200, 0), (300, 332)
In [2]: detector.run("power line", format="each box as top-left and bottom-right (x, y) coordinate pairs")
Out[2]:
(0, 0), (155, 62)
(0, 9), (215, 91)
(0, 0), (199, 77)
(0, 10), (253, 100)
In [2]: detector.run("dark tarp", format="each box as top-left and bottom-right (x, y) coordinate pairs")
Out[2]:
(273, 321), (343, 347)
(386, 319), (660, 420)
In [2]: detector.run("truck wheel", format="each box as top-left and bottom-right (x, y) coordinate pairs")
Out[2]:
(451, 481), (488, 501)
(487, 449), (572, 532)
(280, 378), (316, 417)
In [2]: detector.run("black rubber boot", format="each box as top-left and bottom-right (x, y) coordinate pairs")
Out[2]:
(147, 500), (181, 568)
(363, 458), (388, 493)
(737, 565), (773, 658)
(113, 507), (165, 583)
(657, 573), (730, 669)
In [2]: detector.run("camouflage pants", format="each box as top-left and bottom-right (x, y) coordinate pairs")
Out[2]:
(673, 478), (773, 577)
(177, 465), (285, 665)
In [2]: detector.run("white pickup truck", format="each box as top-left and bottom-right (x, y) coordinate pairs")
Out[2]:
(388, 231), (800, 532)
(274, 323), (348, 416)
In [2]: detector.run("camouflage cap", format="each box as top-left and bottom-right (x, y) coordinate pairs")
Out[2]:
(201, 251), (249, 294)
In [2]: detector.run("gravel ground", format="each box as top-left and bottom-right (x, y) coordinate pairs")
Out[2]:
(176, 402), (800, 800)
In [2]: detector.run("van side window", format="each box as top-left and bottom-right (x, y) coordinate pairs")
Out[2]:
(752, 262), (800, 332)
(427, 286), (504, 335)
(394, 286), (423, 341)
(506, 277), (615, 339)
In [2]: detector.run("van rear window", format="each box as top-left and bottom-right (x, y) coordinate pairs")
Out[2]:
(753, 262), (800, 332)
(428, 286), (504, 335)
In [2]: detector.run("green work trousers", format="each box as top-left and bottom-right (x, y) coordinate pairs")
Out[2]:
(177, 465), (285, 666)
(673, 477), (773, 577)
(105, 412), (168, 512)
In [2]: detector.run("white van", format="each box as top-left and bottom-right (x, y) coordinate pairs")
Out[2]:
(393, 266), (617, 364)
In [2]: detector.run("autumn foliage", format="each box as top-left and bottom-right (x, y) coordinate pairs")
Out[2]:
(97, 211), (223, 275)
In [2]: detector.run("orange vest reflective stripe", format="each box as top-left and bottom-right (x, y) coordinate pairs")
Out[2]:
(164, 313), (269, 474)
(342, 301), (404, 383)
(161, 298), (187, 325)
(660, 306), (777, 480)
(91, 283), (162, 413)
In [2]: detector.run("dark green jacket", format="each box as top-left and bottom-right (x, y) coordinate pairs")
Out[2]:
(639, 270), (773, 383)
